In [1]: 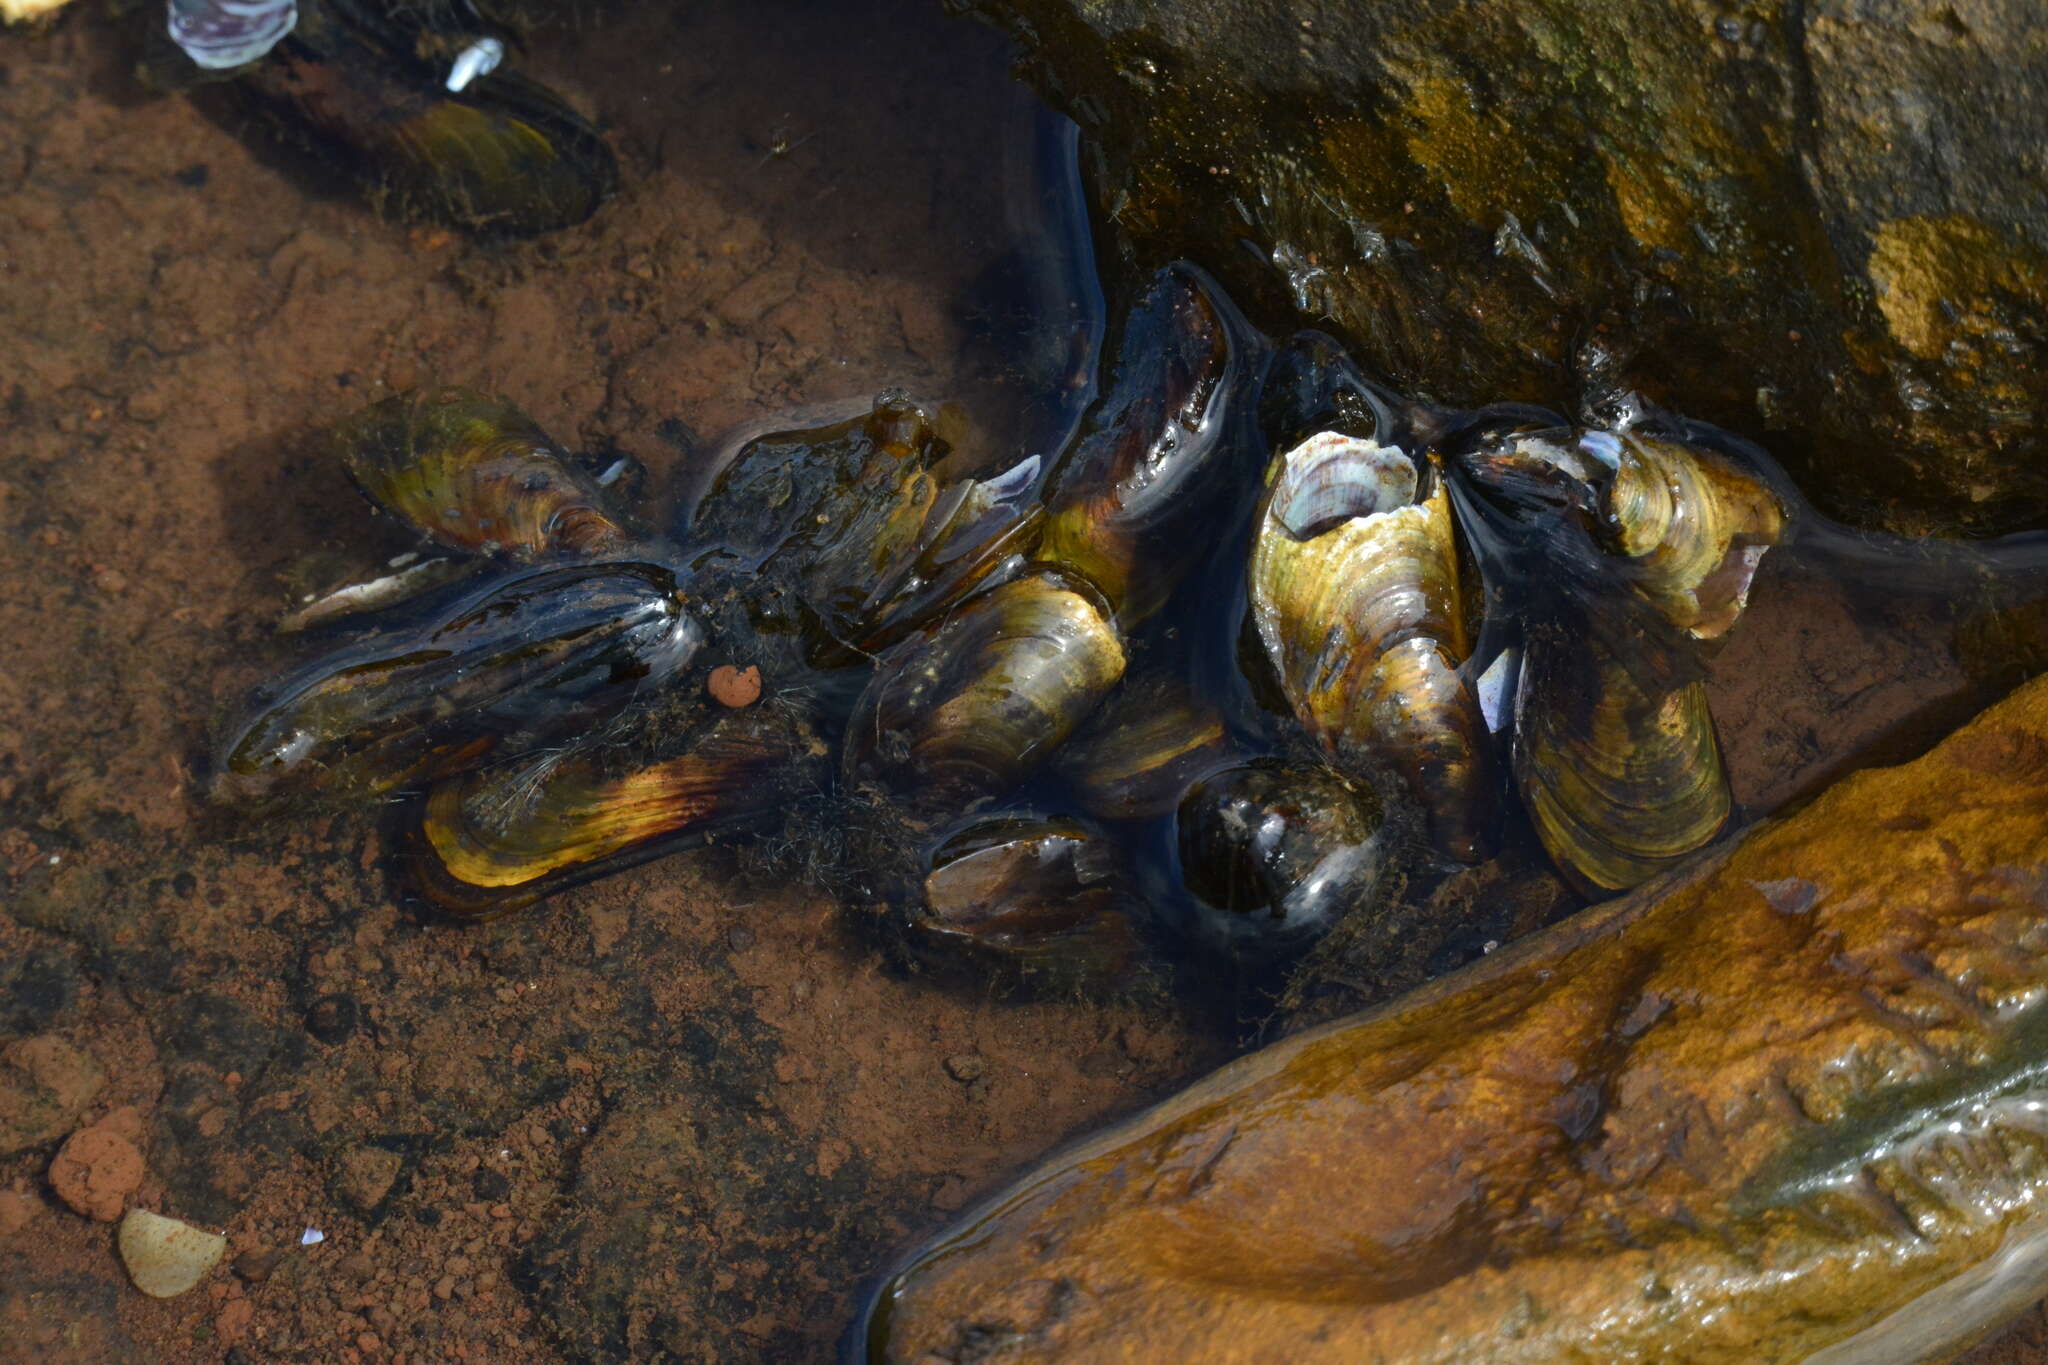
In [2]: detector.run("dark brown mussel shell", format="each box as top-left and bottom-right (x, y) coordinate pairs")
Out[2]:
(842, 567), (1127, 820)
(1175, 760), (1387, 957)
(906, 815), (1146, 993)
(691, 396), (1041, 658)
(332, 388), (634, 560)
(245, 0), (616, 236)
(1035, 262), (1260, 623)
(212, 561), (700, 809)
(1053, 675), (1234, 822)
(403, 709), (820, 918)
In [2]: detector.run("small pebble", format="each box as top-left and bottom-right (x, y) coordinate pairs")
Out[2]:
(233, 1246), (279, 1283)
(707, 664), (763, 707)
(0, 1187), (42, 1239)
(943, 1054), (986, 1084)
(118, 1208), (227, 1298)
(47, 1122), (145, 1222)
(305, 994), (359, 1045)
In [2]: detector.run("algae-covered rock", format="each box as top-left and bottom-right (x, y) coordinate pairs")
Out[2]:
(866, 672), (2048, 1361)
(965, 0), (2048, 534)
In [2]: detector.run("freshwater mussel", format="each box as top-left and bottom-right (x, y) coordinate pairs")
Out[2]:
(214, 261), (1800, 996)
(160, 0), (617, 236)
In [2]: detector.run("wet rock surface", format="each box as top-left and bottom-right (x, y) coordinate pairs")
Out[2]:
(872, 672), (2048, 1362)
(965, 0), (2048, 534)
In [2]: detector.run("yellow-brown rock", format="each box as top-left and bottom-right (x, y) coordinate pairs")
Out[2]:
(866, 674), (2048, 1363)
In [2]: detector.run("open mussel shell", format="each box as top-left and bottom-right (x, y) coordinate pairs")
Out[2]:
(1514, 626), (1732, 894)
(245, 0), (616, 236)
(1174, 760), (1388, 959)
(1052, 676), (1234, 822)
(404, 711), (819, 918)
(843, 568), (1127, 819)
(332, 388), (633, 561)
(691, 396), (1040, 657)
(212, 561), (700, 809)
(1035, 262), (1260, 623)
(906, 815), (1146, 993)
(1594, 430), (1787, 638)
(1247, 431), (1495, 862)
(1453, 425), (1786, 640)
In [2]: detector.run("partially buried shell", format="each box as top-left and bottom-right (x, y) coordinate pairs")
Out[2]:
(333, 389), (633, 560)
(1053, 676), (1233, 822)
(1175, 760), (1387, 958)
(1035, 263), (1259, 623)
(691, 396), (1042, 658)
(908, 815), (1146, 993)
(244, 0), (616, 235)
(212, 561), (700, 809)
(1247, 431), (1494, 862)
(843, 568), (1127, 820)
(404, 709), (818, 917)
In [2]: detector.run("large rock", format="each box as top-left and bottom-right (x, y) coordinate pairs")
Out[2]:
(966, 0), (2048, 534)
(866, 671), (2048, 1361)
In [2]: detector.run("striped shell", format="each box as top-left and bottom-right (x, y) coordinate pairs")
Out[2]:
(1248, 432), (1493, 862)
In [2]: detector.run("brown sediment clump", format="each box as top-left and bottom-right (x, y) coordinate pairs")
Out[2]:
(47, 1112), (145, 1222)
(707, 663), (763, 708)
(869, 673), (2048, 1363)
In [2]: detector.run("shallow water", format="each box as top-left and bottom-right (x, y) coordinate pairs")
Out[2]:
(1, 1), (2046, 1362)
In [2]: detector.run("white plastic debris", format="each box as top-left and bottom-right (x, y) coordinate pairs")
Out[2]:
(300, 1226), (325, 1246)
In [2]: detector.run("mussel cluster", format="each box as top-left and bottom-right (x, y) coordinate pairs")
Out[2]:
(213, 263), (1794, 995)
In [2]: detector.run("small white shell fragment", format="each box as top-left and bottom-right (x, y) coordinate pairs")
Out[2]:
(117, 1209), (227, 1298)
(1475, 646), (1521, 735)
(445, 36), (504, 92)
(0, 0), (77, 22)
(300, 1226), (325, 1246)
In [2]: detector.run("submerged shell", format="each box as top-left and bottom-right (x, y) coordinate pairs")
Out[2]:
(1036, 262), (1257, 622)
(843, 569), (1127, 817)
(1248, 432), (1494, 861)
(333, 389), (632, 560)
(1514, 629), (1731, 893)
(248, 2), (616, 236)
(406, 712), (814, 918)
(167, 0), (296, 69)
(1175, 760), (1386, 957)
(213, 561), (699, 808)
(909, 815), (1145, 992)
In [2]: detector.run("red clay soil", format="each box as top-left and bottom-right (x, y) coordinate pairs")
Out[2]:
(0, 1), (2040, 1362)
